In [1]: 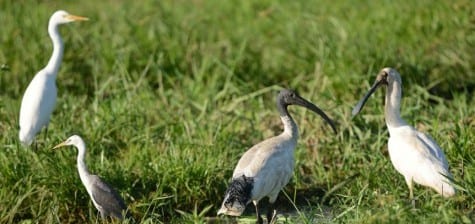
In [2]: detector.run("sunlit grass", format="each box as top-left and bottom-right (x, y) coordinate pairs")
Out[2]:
(0, 0), (474, 223)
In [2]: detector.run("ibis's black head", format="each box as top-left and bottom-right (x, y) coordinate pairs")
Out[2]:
(277, 89), (337, 134)
(352, 67), (401, 116)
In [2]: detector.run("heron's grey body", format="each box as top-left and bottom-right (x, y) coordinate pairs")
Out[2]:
(352, 68), (455, 201)
(54, 135), (129, 220)
(218, 89), (336, 223)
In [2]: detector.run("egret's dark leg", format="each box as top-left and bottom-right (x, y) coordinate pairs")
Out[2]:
(253, 201), (263, 224)
(266, 203), (277, 224)
(43, 126), (49, 143)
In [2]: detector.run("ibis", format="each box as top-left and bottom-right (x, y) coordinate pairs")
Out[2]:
(352, 67), (455, 204)
(218, 89), (337, 223)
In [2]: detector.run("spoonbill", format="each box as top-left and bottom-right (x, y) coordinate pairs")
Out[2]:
(53, 135), (130, 220)
(352, 67), (455, 204)
(218, 89), (337, 223)
(19, 10), (88, 146)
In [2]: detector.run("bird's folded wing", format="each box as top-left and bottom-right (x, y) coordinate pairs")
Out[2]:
(90, 175), (127, 212)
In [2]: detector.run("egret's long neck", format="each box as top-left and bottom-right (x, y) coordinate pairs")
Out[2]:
(384, 81), (408, 129)
(45, 23), (64, 76)
(75, 141), (91, 185)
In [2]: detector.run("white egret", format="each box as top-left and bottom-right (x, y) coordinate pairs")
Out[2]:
(19, 10), (88, 146)
(218, 89), (337, 223)
(352, 67), (455, 204)
(53, 135), (130, 220)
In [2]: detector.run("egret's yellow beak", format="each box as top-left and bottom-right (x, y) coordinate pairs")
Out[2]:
(52, 141), (68, 149)
(66, 14), (89, 21)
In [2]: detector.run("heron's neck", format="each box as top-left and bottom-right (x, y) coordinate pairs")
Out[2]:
(384, 81), (408, 129)
(45, 24), (64, 76)
(76, 142), (91, 184)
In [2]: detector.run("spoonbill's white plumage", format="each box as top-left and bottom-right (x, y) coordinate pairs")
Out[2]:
(352, 67), (455, 203)
(218, 89), (337, 223)
(19, 10), (88, 146)
(53, 135), (129, 220)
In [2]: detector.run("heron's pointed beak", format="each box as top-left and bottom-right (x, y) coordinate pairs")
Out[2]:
(352, 78), (385, 116)
(66, 14), (89, 21)
(52, 141), (68, 149)
(294, 96), (337, 134)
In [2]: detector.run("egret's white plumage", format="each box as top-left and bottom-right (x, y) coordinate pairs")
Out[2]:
(218, 89), (337, 223)
(53, 135), (129, 220)
(19, 10), (88, 145)
(352, 67), (455, 201)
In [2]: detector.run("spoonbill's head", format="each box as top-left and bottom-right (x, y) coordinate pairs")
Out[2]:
(50, 10), (88, 25)
(352, 67), (402, 116)
(277, 89), (337, 134)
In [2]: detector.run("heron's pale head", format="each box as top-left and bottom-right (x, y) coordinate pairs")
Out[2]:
(50, 10), (88, 25)
(53, 135), (84, 149)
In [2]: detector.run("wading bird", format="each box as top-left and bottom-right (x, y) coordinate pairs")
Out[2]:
(218, 89), (337, 223)
(352, 67), (455, 204)
(53, 135), (129, 220)
(19, 10), (88, 146)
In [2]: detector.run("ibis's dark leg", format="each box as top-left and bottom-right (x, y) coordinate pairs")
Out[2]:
(406, 177), (416, 209)
(254, 202), (263, 224)
(94, 211), (100, 224)
(266, 203), (277, 224)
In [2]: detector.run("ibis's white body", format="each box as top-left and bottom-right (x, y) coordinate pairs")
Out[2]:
(387, 126), (454, 196)
(233, 116), (298, 204)
(382, 68), (455, 197)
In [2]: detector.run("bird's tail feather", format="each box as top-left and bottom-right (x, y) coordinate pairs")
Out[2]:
(217, 175), (254, 216)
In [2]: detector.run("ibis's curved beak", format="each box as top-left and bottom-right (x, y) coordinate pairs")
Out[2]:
(293, 95), (337, 134)
(352, 74), (387, 116)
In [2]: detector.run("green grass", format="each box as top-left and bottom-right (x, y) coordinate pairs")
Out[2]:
(1, 0), (474, 223)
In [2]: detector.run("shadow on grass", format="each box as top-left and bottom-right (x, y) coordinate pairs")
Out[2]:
(206, 186), (330, 224)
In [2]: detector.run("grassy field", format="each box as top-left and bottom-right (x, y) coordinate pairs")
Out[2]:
(0, 0), (474, 223)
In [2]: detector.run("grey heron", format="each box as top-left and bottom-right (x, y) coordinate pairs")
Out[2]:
(53, 135), (130, 220)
